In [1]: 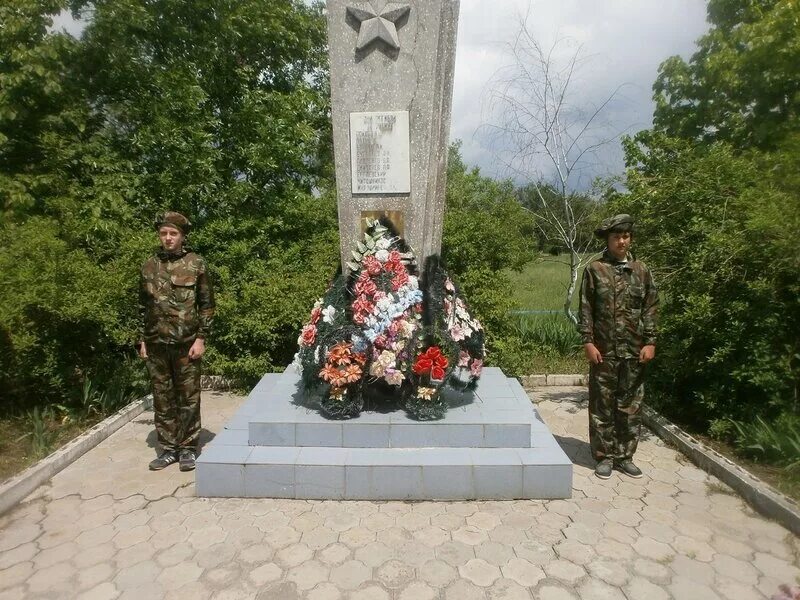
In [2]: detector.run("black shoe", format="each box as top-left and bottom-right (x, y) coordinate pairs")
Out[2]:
(179, 450), (197, 472)
(594, 458), (613, 479)
(149, 451), (178, 471)
(616, 459), (643, 478)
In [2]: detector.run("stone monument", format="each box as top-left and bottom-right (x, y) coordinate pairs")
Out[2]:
(195, 0), (573, 500)
(330, 0), (458, 269)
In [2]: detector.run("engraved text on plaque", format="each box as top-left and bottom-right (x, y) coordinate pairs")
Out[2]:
(350, 111), (410, 194)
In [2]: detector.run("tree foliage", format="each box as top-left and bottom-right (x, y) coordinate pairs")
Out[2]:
(442, 143), (538, 374)
(0, 0), (540, 411)
(0, 0), (335, 409)
(653, 0), (800, 149)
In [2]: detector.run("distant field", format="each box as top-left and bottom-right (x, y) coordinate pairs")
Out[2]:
(507, 253), (597, 312)
(504, 254), (596, 374)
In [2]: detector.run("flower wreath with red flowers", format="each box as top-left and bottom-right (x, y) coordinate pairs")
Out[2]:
(293, 219), (485, 420)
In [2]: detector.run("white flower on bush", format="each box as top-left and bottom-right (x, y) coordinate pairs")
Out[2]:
(322, 305), (337, 324)
(376, 238), (391, 250)
(375, 249), (390, 262)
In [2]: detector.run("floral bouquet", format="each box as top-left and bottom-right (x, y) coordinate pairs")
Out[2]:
(294, 219), (485, 420)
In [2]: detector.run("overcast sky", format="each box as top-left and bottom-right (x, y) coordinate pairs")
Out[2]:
(53, 1), (710, 188)
(452, 0), (709, 187)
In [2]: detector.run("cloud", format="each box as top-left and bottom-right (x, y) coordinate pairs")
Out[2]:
(451, 0), (709, 187)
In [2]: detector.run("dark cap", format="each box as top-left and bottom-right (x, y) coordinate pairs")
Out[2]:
(155, 211), (191, 234)
(594, 214), (634, 238)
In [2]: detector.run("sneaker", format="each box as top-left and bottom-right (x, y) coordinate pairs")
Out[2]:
(594, 458), (613, 479)
(179, 450), (197, 472)
(616, 459), (643, 478)
(149, 451), (178, 471)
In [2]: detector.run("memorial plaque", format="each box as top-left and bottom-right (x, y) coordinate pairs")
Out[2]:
(350, 111), (410, 194)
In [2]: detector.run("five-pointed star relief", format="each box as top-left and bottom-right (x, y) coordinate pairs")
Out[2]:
(347, 2), (411, 51)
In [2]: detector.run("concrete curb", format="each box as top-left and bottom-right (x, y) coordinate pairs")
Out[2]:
(0, 396), (150, 516)
(642, 406), (800, 537)
(520, 374), (587, 387)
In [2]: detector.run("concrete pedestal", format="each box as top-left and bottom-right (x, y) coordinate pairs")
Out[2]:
(196, 368), (572, 499)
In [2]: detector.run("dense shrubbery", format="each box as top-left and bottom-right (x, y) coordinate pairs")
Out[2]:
(0, 0), (333, 410)
(613, 134), (800, 433)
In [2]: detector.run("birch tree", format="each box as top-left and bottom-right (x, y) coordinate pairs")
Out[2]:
(483, 11), (625, 323)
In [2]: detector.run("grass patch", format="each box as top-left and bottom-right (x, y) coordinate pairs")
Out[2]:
(508, 253), (597, 313)
(694, 430), (800, 504)
(0, 414), (93, 483)
(505, 257), (590, 374)
(0, 366), (147, 484)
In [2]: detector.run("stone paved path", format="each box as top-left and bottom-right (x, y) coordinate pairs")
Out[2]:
(0, 387), (798, 600)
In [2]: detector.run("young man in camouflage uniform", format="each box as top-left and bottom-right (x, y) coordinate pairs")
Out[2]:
(578, 214), (658, 479)
(139, 212), (215, 471)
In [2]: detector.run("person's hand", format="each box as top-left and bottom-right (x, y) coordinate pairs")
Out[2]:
(639, 344), (656, 363)
(139, 341), (148, 360)
(189, 338), (206, 360)
(584, 343), (603, 365)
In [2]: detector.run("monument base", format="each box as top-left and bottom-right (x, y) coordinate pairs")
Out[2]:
(196, 368), (573, 500)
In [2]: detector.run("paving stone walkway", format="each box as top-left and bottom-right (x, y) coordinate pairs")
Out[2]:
(1, 386), (798, 600)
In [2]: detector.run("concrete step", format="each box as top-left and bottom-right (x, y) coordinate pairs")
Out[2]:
(245, 369), (547, 449)
(196, 439), (571, 500)
(196, 368), (573, 500)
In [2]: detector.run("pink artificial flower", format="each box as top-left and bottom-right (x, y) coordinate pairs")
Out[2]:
(310, 306), (321, 325)
(363, 255), (382, 275)
(450, 325), (466, 341)
(300, 324), (317, 347)
(470, 359), (483, 377)
(373, 291), (387, 302)
(458, 351), (471, 367)
(444, 278), (455, 292)
(374, 335), (388, 348)
(354, 277), (377, 297)
(391, 271), (409, 291)
(352, 294), (374, 317)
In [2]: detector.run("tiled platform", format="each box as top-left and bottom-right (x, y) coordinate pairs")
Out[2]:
(196, 368), (573, 500)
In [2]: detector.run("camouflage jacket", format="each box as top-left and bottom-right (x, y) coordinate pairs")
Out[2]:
(139, 248), (215, 345)
(577, 251), (658, 359)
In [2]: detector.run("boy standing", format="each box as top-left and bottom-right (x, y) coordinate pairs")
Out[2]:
(139, 212), (215, 471)
(578, 214), (658, 479)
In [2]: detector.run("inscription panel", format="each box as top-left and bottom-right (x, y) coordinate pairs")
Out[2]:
(350, 111), (411, 194)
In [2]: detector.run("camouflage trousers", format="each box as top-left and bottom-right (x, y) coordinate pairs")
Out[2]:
(588, 358), (646, 462)
(145, 342), (201, 452)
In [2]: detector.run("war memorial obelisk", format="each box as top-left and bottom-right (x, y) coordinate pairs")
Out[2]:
(195, 0), (573, 500)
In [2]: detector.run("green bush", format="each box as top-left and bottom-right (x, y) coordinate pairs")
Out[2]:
(613, 132), (800, 431)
